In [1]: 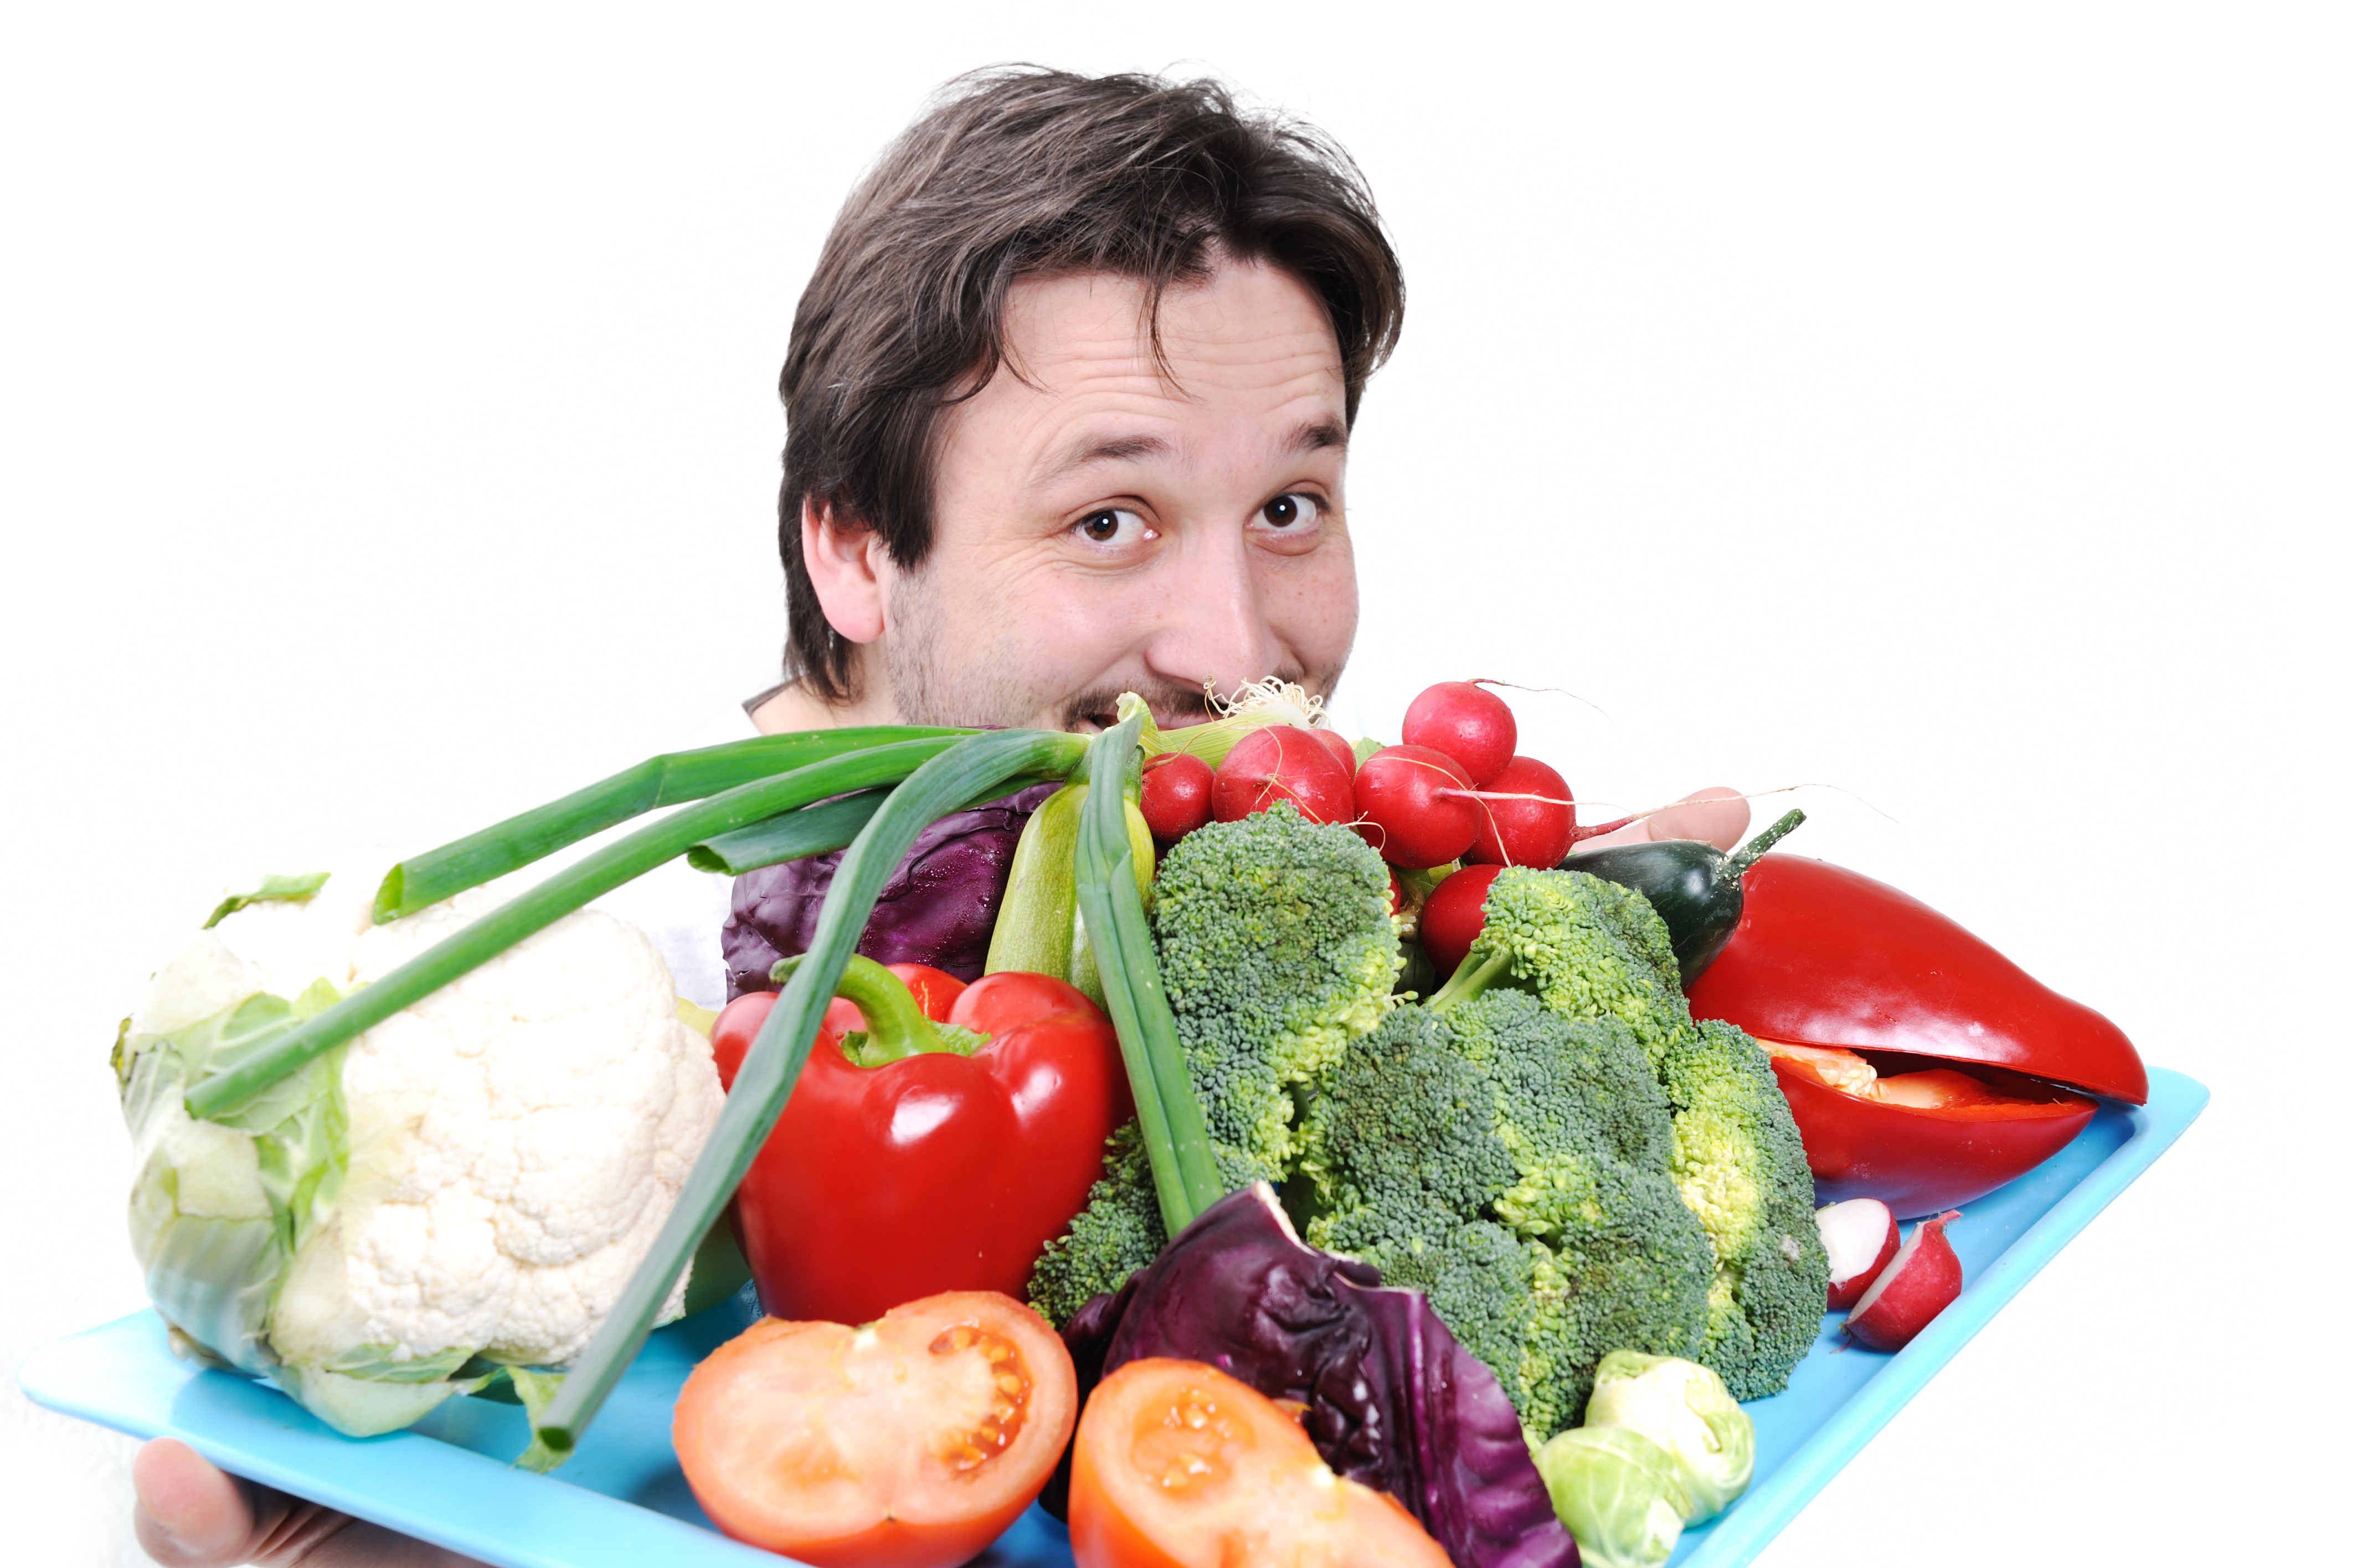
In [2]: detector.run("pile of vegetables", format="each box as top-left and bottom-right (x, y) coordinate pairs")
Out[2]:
(1027, 685), (1830, 1423)
(114, 673), (2150, 1568)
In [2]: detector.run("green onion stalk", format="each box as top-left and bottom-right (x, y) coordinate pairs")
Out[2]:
(1069, 716), (1223, 1234)
(374, 726), (969, 920)
(520, 726), (1087, 1467)
(159, 707), (1231, 1471)
(187, 735), (970, 1120)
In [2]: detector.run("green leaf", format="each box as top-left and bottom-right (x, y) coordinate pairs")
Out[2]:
(322, 1343), (478, 1384)
(508, 1366), (570, 1473)
(204, 872), (330, 929)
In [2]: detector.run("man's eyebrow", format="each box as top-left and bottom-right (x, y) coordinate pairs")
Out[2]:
(1036, 419), (1343, 488)
(1038, 432), (1171, 486)
(1288, 417), (1349, 454)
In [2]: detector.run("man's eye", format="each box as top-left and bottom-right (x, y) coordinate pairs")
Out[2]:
(1259, 493), (1321, 530)
(1074, 508), (1155, 545)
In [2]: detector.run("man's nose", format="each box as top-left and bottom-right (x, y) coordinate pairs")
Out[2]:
(1141, 531), (1286, 693)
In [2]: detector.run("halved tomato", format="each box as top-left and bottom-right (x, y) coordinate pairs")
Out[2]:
(673, 1291), (1076, 1568)
(1068, 1358), (1449, 1568)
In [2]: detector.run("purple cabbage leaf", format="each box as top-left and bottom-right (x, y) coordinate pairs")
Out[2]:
(722, 781), (1059, 996)
(1061, 1185), (1577, 1568)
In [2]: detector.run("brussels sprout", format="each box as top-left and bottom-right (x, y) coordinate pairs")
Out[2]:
(1533, 1426), (1689, 1568)
(1583, 1349), (1756, 1520)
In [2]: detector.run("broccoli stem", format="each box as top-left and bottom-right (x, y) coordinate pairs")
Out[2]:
(1425, 948), (1513, 1015)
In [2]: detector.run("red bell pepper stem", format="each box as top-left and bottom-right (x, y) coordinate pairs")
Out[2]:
(771, 952), (957, 1064)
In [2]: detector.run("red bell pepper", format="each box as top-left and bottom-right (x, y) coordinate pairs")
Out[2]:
(1686, 854), (2145, 1215)
(709, 957), (1129, 1327)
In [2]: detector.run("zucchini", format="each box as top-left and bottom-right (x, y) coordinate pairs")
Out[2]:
(1562, 809), (1804, 986)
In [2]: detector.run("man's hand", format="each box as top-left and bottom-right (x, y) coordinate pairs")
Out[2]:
(1580, 786), (1751, 852)
(133, 1440), (486, 1568)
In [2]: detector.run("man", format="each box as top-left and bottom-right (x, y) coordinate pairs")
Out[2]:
(128, 67), (1742, 1566)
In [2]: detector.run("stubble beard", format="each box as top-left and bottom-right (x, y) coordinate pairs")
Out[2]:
(882, 565), (1348, 733)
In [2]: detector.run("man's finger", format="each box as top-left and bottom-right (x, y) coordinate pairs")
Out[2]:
(132, 1438), (269, 1566)
(133, 1438), (489, 1567)
(1644, 787), (1749, 851)
(1577, 787), (1752, 852)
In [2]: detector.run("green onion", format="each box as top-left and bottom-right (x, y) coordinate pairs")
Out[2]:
(683, 771), (1067, 877)
(1071, 719), (1224, 1235)
(373, 726), (969, 922)
(204, 871), (331, 929)
(684, 790), (888, 875)
(522, 726), (1087, 1468)
(186, 736), (968, 1121)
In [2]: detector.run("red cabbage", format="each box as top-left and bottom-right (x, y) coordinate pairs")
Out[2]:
(1061, 1185), (1577, 1568)
(721, 782), (1059, 996)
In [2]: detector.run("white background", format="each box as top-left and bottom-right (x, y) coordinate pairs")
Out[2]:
(4, 4), (2349, 1564)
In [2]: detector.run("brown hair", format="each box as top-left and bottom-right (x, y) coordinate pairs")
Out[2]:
(776, 66), (1406, 703)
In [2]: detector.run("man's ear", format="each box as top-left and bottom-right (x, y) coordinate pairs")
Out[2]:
(800, 497), (891, 644)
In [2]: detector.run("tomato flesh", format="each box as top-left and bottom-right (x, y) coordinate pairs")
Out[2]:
(674, 1291), (1077, 1568)
(1069, 1358), (1448, 1568)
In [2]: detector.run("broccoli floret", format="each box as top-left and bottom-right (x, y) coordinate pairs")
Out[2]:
(1027, 1122), (1165, 1327)
(1028, 805), (1402, 1326)
(1149, 802), (1402, 1182)
(1299, 992), (1716, 1435)
(1658, 1018), (1831, 1400)
(1027, 1119), (1276, 1325)
(1297, 1004), (1514, 1232)
(1433, 866), (1689, 1069)
(1436, 866), (1831, 1401)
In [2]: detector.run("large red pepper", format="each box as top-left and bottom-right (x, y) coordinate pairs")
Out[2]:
(709, 957), (1129, 1327)
(1686, 854), (2147, 1215)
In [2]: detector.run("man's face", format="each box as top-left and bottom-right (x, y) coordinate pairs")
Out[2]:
(877, 260), (1357, 731)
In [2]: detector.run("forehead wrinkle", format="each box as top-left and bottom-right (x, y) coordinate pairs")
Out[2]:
(1033, 430), (1172, 488)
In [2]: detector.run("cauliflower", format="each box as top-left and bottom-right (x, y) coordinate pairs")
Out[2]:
(119, 857), (724, 1436)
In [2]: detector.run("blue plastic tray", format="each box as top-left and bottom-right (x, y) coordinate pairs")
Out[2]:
(19, 1068), (2205, 1567)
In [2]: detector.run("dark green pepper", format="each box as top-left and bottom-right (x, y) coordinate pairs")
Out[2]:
(1562, 809), (1805, 984)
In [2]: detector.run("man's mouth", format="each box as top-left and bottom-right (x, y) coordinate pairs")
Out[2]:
(1071, 706), (1208, 735)
(1063, 675), (1322, 737)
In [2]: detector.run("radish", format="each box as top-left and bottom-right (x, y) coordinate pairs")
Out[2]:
(1306, 725), (1360, 778)
(1419, 863), (1504, 977)
(1140, 752), (1214, 841)
(1844, 1210), (1964, 1352)
(1459, 755), (1577, 867)
(1401, 680), (1517, 787)
(1815, 1198), (1901, 1311)
(1211, 724), (1355, 826)
(1353, 745), (1480, 869)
